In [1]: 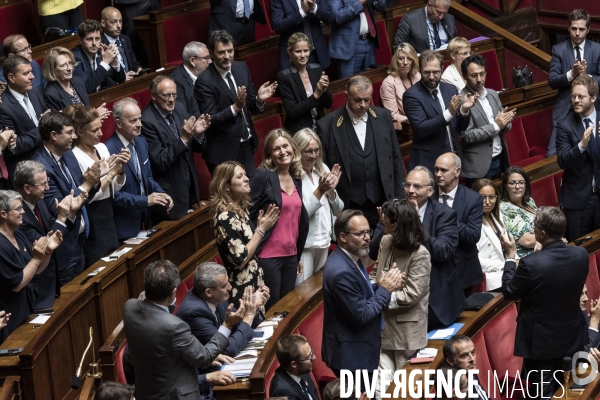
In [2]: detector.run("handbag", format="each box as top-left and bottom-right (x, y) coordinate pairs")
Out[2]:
(513, 65), (533, 88)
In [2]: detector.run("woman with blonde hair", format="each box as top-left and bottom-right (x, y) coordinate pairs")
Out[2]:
(210, 161), (279, 306)
(277, 32), (332, 133)
(293, 128), (343, 284)
(249, 129), (309, 309)
(380, 43), (420, 129)
(441, 37), (471, 90)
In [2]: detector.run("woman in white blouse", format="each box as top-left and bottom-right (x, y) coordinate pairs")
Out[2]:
(471, 178), (507, 291)
(293, 128), (343, 284)
(65, 105), (130, 267)
(441, 37), (471, 91)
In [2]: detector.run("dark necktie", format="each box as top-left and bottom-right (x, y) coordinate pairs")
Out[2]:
(166, 113), (180, 139)
(127, 143), (145, 196)
(59, 157), (90, 237)
(214, 310), (221, 326)
(115, 38), (128, 72)
(299, 379), (311, 400)
(33, 204), (45, 233)
(432, 23), (442, 49)
(363, 3), (376, 38)
(575, 45), (582, 63)
(226, 72), (237, 99)
(227, 72), (250, 141)
(431, 89), (443, 113)
(441, 194), (449, 205)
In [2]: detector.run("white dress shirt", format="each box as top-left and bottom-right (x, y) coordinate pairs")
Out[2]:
(438, 184), (458, 208)
(346, 106), (368, 150)
(477, 87), (502, 157)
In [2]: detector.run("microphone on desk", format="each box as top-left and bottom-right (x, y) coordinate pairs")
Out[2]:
(71, 327), (95, 389)
(563, 356), (572, 389)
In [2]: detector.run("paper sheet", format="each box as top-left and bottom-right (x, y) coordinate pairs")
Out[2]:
(29, 315), (51, 324)
(430, 328), (454, 340)
(101, 247), (133, 262)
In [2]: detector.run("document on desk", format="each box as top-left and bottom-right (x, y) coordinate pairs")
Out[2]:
(253, 325), (274, 341)
(427, 323), (464, 340)
(223, 357), (257, 377)
(29, 315), (51, 324)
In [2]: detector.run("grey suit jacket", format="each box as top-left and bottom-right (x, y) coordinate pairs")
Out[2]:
(459, 87), (511, 179)
(392, 7), (457, 54)
(123, 299), (229, 400)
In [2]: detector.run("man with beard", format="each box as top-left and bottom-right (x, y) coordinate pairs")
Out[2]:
(443, 335), (490, 400)
(322, 209), (404, 387)
(270, 334), (320, 400)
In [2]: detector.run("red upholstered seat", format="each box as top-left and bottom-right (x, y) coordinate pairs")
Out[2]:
(173, 281), (190, 313)
(0, 2), (42, 47)
(520, 108), (553, 155)
(553, 171), (563, 201)
(265, 358), (281, 397)
(116, 341), (128, 384)
(393, 16), (402, 30)
(245, 46), (280, 90)
(330, 92), (347, 112)
(255, 0), (275, 40)
(530, 176), (558, 207)
(85, 0), (112, 21)
(372, 80), (383, 107)
(375, 20), (392, 66)
(195, 153), (211, 200)
(471, 333), (498, 400)
(588, 255), (600, 314)
(253, 114), (283, 167)
(478, 50), (503, 91)
(504, 118), (545, 168)
(165, 60), (183, 67)
(443, 59), (452, 69)
(163, 8), (211, 63)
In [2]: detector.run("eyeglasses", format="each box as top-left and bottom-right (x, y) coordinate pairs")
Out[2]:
(344, 229), (374, 239)
(480, 194), (497, 201)
(57, 62), (75, 70)
(302, 148), (320, 156)
(422, 70), (442, 76)
(403, 182), (432, 190)
(158, 93), (177, 100)
(30, 180), (50, 187)
(296, 351), (315, 363)
(5, 205), (24, 212)
(507, 180), (526, 187)
(14, 44), (31, 54)
(571, 94), (590, 101)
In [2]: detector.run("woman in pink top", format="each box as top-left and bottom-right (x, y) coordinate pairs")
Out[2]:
(249, 129), (309, 310)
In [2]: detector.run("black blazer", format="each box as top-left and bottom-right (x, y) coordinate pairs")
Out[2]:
(317, 105), (404, 208)
(141, 102), (204, 221)
(170, 64), (201, 118)
(502, 240), (589, 359)
(195, 61), (263, 165)
(43, 77), (91, 111)
(209, 0), (266, 34)
(434, 184), (484, 289)
(249, 167), (309, 262)
(71, 45), (126, 94)
(269, 366), (319, 400)
(101, 34), (141, 73)
(0, 87), (46, 177)
(277, 63), (332, 133)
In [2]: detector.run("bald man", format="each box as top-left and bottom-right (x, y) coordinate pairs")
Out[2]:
(101, 7), (142, 80)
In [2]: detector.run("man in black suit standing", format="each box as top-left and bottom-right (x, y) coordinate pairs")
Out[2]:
(270, 334), (320, 400)
(72, 19), (126, 94)
(101, 7), (142, 80)
(208, 0), (266, 47)
(170, 41), (212, 118)
(434, 152), (483, 297)
(502, 207), (589, 399)
(195, 30), (278, 175)
(317, 75), (404, 228)
(142, 75), (210, 223)
(405, 166), (465, 330)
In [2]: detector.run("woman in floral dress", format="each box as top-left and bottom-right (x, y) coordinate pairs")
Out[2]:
(209, 161), (280, 306)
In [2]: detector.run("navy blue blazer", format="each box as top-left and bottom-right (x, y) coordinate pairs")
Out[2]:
(422, 197), (465, 326)
(0, 60), (45, 90)
(502, 240), (588, 360)
(176, 289), (255, 357)
(43, 77), (91, 111)
(404, 80), (470, 173)
(195, 61), (262, 166)
(434, 184), (483, 289)
(322, 246), (390, 371)
(208, 0), (266, 35)
(170, 64), (201, 118)
(269, 366), (319, 400)
(0, 87), (46, 178)
(556, 107), (600, 210)
(31, 148), (97, 285)
(328, 0), (385, 61)
(71, 45), (126, 94)
(271, 0), (331, 70)
(100, 34), (141, 73)
(105, 133), (165, 241)
(18, 200), (72, 309)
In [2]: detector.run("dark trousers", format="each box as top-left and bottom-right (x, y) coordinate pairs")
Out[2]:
(563, 192), (600, 242)
(338, 38), (375, 79)
(40, 7), (84, 33)
(207, 141), (255, 176)
(465, 157), (502, 188)
(59, 234), (85, 286)
(231, 15), (256, 47)
(349, 199), (382, 230)
(427, 306), (446, 331)
(522, 358), (563, 399)
(259, 255), (297, 310)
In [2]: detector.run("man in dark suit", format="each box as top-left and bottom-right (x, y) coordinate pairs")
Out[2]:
(580, 285), (600, 352)
(329, 0), (385, 78)
(170, 42), (212, 118)
(101, 7), (143, 80)
(392, 0), (457, 54)
(460, 54), (514, 186)
(31, 112), (100, 286)
(142, 75), (210, 223)
(271, 0), (331, 70)
(556, 75), (600, 242)
(208, 0), (266, 47)
(72, 19), (126, 94)
(270, 334), (320, 400)
(502, 207), (589, 399)
(548, 9), (600, 157)
(405, 166), (465, 329)
(403, 50), (475, 174)
(195, 30), (278, 175)
(322, 209), (404, 383)
(317, 75), (404, 228)
(105, 97), (173, 242)
(434, 153), (483, 297)
(0, 56), (47, 181)
(0, 34), (45, 89)
(443, 335), (491, 400)
(124, 259), (247, 400)
(14, 160), (83, 310)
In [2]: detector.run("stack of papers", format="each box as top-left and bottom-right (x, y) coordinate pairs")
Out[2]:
(416, 348), (438, 358)
(223, 357), (258, 378)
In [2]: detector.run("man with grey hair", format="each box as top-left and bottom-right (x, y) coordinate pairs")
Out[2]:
(404, 166), (465, 329)
(392, 0), (457, 54)
(502, 206), (588, 399)
(171, 42), (212, 118)
(433, 152), (483, 297)
(104, 97), (173, 242)
(317, 75), (404, 228)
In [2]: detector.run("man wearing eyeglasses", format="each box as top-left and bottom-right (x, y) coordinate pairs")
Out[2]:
(170, 42), (212, 119)
(556, 74), (600, 241)
(0, 34), (45, 90)
(270, 334), (320, 400)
